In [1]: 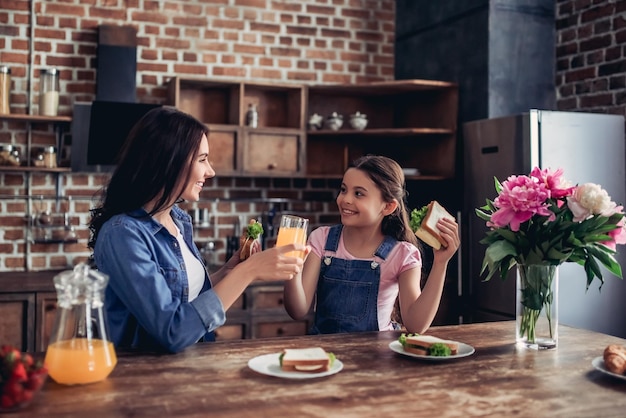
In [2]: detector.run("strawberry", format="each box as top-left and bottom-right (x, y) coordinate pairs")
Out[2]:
(21, 354), (33, 368)
(3, 380), (23, 403)
(11, 363), (27, 382)
(20, 389), (33, 403)
(24, 374), (45, 391)
(0, 394), (14, 409)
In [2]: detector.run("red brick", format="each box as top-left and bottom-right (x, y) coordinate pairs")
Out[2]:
(212, 67), (247, 78)
(234, 44), (266, 54)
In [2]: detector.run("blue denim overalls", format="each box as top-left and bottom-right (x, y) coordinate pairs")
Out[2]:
(310, 225), (398, 334)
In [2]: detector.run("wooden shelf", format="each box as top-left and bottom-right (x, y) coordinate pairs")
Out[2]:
(0, 166), (71, 173)
(0, 114), (71, 123)
(307, 127), (454, 136)
(306, 79), (457, 95)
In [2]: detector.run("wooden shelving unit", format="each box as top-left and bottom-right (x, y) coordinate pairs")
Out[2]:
(305, 79), (458, 179)
(166, 77), (459, 181)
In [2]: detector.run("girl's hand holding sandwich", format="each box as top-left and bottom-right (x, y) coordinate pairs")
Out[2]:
(432, 217), (460, 263)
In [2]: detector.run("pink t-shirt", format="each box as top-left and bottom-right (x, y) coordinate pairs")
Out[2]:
(308, 226), (422, 331)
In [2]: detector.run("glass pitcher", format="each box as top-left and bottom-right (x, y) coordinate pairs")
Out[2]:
(44, 263), (117, 385)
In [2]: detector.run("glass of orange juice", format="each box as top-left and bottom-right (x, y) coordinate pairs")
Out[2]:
(275, 215), (308, 258)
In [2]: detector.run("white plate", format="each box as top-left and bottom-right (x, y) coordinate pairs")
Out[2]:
(389, 340), (475, 360)
(248, 353), (343, 379)
(592, 356), (626, 381)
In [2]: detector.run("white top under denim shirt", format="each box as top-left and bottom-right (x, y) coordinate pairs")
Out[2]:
(94, 205), (225, 353)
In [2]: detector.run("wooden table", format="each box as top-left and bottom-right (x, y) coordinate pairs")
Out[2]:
(12, 321), (626, 417)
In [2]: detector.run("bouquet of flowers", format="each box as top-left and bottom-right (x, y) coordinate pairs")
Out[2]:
(476, 167), (626, 344)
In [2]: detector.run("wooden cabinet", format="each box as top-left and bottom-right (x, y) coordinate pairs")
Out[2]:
(0, 293), (35, 352)
(305, 80), (459, 179)
(167, 77), (305, 177)
(215, 283), (312, 341)
(35, 292), (57, 352)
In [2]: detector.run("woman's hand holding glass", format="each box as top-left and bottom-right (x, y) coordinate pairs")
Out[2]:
(237, 243), (309, 282)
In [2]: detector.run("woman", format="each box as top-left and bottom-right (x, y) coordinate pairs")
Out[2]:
(89, 107), (306, 353)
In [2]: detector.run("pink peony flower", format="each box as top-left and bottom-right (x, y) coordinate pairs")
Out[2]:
(530, 167), (575, 199)
(491, 174), (553, 231)
(602, 217), (626, 251)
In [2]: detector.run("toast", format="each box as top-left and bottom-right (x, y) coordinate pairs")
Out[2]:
(413, 201), (455, 250)
(280, 347), (333, 373)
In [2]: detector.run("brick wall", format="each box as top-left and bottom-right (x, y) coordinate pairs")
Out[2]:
(3, 0), (625, 272)
(0, 0), (395, 271)
(556, 0), (626, 115)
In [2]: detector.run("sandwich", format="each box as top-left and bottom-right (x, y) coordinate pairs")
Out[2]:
(240, 219), (264, 260)
(399, 333), (458, 357)
(409, 200), (455, 250)
(279, 347), (336, 373)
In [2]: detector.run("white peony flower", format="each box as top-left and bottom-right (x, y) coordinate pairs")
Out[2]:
(568, 183), (617, 222)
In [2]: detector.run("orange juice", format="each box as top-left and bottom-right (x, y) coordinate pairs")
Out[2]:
(45, 338), (117, 385)
(276, 226), (307, 258)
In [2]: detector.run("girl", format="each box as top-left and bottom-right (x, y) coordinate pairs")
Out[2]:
(284, 155), (459, 334)
(89, 107), (306, 352)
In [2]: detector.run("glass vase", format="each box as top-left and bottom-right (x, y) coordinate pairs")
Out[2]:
(516, 264), (559, 349)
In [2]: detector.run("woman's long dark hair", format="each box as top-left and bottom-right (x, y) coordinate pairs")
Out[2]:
(351, 155), (418, 246)
(88, 106), (208, 250)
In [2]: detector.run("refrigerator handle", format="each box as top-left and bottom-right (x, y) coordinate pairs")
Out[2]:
(456, 210), (463, 324)
(481, 146), (499, 154)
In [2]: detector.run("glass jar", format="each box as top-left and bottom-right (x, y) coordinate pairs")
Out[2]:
(43, 145), (57, 168)
(44, 263), (117, 385)
(31, 148), (44, 167)
(245, 103), (258, 128)
(39, 68), (60, 116)
(0, 65), (10, 115)
(0, 144), (20, 166)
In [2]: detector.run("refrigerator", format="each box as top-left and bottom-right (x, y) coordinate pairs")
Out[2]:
(463, 109), (626, 338)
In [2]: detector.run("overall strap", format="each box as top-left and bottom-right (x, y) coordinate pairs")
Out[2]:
(373, 235), (398, 261)
(324, 225), (343, 252)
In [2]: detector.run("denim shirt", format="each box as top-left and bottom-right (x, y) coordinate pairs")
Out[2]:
(94, 205), (225, 353)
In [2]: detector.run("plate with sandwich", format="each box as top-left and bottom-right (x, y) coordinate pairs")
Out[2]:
(248, 347), (343, 379)
(410, 200), (455, 250)
(389, 333), (475, 361)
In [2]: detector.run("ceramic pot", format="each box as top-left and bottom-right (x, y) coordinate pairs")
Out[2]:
(308, 113), (323, 130)
(325, 112), (343, 131)
(349, 111), (368, 130)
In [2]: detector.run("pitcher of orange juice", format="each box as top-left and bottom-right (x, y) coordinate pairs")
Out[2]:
(44, 263), (117, 385)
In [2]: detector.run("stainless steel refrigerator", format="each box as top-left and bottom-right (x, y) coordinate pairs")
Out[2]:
(463, 109), (626, 338)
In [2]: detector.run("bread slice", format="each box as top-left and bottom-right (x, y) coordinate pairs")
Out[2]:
(280, 347), (331, 373)
(404, 335), (459, 356)
(414, 201), (455, 250)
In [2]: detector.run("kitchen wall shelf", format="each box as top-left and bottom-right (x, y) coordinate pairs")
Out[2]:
(166, 77), (458, 181)
(167, 77), (305, 176)
(305, 79), (458, 178)
(0, 114), (73, 270)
